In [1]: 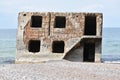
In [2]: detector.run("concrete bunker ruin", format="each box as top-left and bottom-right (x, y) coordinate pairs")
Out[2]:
(16, 12), (102, 63)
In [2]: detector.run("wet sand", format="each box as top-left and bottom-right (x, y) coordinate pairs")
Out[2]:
(0, 61), (120, 80)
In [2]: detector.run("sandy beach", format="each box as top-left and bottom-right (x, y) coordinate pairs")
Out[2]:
(0, 60), (120, 80)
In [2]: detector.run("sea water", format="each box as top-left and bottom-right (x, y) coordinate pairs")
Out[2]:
(0, 29), (16, 63)
(102, 28), (120, 63)
(0, 28), (120, 63)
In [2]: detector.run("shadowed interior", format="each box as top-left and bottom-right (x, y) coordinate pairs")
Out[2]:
(54, 16), (66, 28)
(28, 40), (40, 53)
(31, 16), (42, 28)
(83, 43), (95, 62)
(52, 41), (65, 53)
(84, 16), (96, 35)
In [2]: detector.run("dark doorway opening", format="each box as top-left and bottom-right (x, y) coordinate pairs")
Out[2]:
(31, 16), (42, 28)
(84, 16), (96, 35)
(83, 43), (95, 62)
(54, 16), (66, 28)
(28, 40), (40, 53)
(52, 41), (65, 53)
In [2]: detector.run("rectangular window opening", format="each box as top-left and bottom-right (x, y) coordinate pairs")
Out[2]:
(54, 16), (66, 28)
(31, 16), (42, 28)
(84, 16), (96, 35)
(28, 40), (40, 53)
(52, 41), (65, 53)
(83, 43), (95, 62)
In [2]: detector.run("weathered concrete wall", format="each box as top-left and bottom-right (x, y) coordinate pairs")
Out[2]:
(16, 12), (102, 63)
(64, 43), (84, 62)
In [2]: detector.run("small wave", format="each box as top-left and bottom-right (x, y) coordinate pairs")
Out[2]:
(103, 61), (120, 63)
(0, 57), (15, 64)
(102, 55), (120, 63)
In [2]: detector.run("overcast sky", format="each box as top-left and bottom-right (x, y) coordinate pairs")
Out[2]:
(0, 0), (119, 29)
